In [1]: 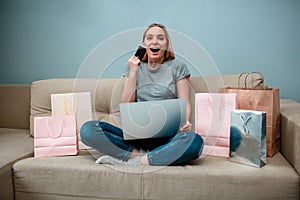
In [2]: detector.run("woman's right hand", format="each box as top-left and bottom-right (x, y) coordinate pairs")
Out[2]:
(122, 56), (140, 103)
(128, 55), (141, 70)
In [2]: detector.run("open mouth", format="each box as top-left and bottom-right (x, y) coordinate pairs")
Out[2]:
(150, 48), (160, 53)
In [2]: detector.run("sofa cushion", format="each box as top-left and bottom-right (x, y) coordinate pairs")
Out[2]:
(0, 128), (33, 200)
(280, 99), (300, 176)
(30, 78), (125, 137)
(0, 84), (30, 129)
(13, 151), (144, 200)
(13, 152), (299, 200)
(143, 153), (299, 200)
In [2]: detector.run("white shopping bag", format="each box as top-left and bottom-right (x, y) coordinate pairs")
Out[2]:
(51, 92), (92, 135)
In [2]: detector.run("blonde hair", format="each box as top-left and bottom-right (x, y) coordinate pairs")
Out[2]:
(142, 23), (175, 62)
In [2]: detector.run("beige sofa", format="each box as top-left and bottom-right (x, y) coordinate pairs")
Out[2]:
(0, 75), (299, 200)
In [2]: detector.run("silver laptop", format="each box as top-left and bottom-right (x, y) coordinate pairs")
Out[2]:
(120, 99), (186, 140)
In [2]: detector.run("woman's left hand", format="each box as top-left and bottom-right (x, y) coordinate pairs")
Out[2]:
(180, 120), (192, 132)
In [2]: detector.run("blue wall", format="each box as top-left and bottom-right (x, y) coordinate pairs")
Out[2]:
(1, 0), (299, 101)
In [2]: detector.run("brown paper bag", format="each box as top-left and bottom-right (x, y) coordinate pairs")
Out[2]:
(220, 72), (280, 157)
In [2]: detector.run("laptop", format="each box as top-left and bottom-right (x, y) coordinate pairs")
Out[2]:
(120, 98), (187, 140)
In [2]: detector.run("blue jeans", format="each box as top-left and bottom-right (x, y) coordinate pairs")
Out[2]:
(230, 126), (243, 152)
(80, 121), (204, 166)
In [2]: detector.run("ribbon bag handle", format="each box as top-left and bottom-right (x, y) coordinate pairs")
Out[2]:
(64, 96), (78, 115)
(240, 114), (251, 135)
(47, 119), (64, 139)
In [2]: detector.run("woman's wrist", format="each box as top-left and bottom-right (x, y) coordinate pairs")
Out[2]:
(186, 120), (192, 126)
(129, 68), (138, 78)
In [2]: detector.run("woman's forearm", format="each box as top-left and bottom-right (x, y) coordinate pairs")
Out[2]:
(176, 77), (192, 122)
(186, 99), (192, 122)
(121, 70), (138, 103)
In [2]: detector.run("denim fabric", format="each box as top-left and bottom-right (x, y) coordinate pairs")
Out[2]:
(230, 126), (243, 152)
(80, 121), (133, 160)
(80, 121), (204, 166)
(147, 131), (204, 166)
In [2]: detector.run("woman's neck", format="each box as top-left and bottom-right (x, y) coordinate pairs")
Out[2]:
(148, 57), (164, 70)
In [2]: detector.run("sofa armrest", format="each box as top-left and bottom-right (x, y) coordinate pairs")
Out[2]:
(0, 84), (31, 129)
(280, 99), (300, 175)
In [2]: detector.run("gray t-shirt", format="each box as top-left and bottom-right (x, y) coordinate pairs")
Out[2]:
(124, 59), (190, 102)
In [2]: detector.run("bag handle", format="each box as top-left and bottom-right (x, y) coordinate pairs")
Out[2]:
(64, 96), (78, 115)
(238, 72), (250, 88)
(240, 114), (251, 135)
(244, 72), (265, 89)
(47, 119), (64, 139)
(238, 72), (265, 89)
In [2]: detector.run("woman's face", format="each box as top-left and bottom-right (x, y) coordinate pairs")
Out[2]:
(142, 26), (168, 63)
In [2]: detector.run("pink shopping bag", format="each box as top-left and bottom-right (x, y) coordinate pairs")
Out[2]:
(195, 93), (236, 157)
(34, 115), (78, 157)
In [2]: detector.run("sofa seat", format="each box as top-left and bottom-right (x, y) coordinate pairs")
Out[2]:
(0, 128), (33, 200)
(13, 150), (299, 200)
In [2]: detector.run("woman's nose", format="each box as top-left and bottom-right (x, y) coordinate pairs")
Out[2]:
(152, 38), (158, 45)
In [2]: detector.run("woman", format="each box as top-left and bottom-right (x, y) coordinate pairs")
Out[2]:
(80, 23), (203, 166)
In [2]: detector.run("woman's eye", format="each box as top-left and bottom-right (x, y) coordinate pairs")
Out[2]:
(146, 36), (152, 41)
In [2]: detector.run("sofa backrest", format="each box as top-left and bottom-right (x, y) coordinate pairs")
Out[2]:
(30, 75), (240, 136)
(0, 84), (31, 129)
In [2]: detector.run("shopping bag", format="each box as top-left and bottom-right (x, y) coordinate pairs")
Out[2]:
(51, 92), (92, 134)
(34, 115), (78, 157)
(195, 93), (236, 157)
(229, 109), (267, 168)
(220, 72), (280, 157)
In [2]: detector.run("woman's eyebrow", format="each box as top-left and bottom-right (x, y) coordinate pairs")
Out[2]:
(146, 34), (165, 37)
